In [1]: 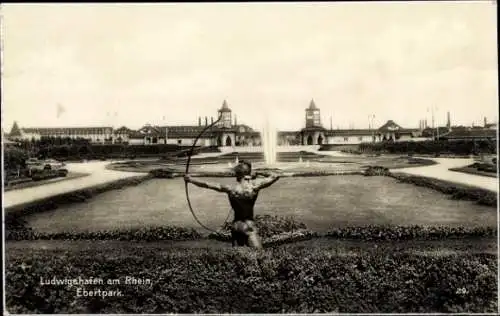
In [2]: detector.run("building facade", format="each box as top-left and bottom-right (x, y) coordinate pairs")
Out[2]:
(12, 99), (483, 147)
(298, 101), (419, 145)
(8, 122), (114, 144)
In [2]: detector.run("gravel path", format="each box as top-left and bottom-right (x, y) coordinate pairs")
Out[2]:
(3, 161), (144, 209)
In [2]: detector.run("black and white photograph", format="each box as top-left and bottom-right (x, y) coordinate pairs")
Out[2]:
(2, 2), (498, 314)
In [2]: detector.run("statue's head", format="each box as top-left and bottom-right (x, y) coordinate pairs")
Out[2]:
(234, 160), (252, 181)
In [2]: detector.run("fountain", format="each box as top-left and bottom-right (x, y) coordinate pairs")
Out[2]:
(299, 156), (303, 163)
(235, 156), (239, 165)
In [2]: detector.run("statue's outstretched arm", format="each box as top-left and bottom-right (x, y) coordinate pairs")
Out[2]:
(254, 173), (280, 190)
(185, 175), (231, 193)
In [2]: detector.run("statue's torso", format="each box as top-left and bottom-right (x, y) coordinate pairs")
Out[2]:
(228, 181), (258, 221)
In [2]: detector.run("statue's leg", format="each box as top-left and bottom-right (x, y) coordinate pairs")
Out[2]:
(231, 222), (248, 247)
(231, 230), (236, 247)
(245, 220), (262, 249)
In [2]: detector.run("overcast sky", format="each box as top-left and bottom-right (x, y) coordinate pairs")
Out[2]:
(2, 2), (498, 131)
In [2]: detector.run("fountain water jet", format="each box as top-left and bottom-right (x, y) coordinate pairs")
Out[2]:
(261, 118), (277, 165)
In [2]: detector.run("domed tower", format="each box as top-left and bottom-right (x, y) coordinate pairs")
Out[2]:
(305, 99), (321, 128)
(218, 100), (232, 128)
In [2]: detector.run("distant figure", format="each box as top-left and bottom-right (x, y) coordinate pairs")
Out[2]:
(184, 160), (280, 249)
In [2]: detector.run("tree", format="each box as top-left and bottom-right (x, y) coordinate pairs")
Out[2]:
(4, 146), (28, 178)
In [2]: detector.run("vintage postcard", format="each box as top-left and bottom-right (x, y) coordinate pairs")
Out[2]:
(2, 2), (498, 314)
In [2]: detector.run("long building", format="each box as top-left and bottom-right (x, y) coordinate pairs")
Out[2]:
(8, 123), (114, 144)
(10, 99), (493, 146)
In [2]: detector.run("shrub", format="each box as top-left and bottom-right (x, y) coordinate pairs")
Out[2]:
(149, 168), (177, 178)
(31, 170), (61, 181)
(4, 246), (497, 313)
(57, 169), (68, 177)
(364, 166), (390, 176)
(212, 215), (307, 239)
(208, 215), (310, 244)
(476, 164), (497, 173)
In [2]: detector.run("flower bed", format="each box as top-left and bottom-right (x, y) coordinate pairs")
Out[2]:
(5, 246), (497, 313)
(323, 225), (497, 241)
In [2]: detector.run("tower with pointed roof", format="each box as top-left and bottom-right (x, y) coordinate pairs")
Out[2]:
(9, 121), (22, 138)
(305, 99), (321, 128)
(218, 100), (232, 129)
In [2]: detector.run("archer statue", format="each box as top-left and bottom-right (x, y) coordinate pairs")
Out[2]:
(184, 160), (280, 249)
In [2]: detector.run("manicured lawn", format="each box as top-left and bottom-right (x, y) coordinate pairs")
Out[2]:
(24, 175), (496, 234)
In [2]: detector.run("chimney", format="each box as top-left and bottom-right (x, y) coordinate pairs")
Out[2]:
(484, 117), (487, 127)
(234, 115), (237, 126)
(205, 117), (208, 126)
(446, 112), (451, 129)
(198, 117), (201, 126)
(424, 119), (428, 128)
(211, 117), (214, 124)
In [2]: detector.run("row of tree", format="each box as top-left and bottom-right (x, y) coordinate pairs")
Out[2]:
(15, 136), (91, 148)
(34, 144), (192, 160)
(357, 140), (497, 155)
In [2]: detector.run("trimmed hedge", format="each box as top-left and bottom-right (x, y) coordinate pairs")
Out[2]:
(450, 165), (498, 179)
(390, 173), (497, 207)
(6, 225), (496, 242)
(206, 216), (497, 243)
(149, 168), (177, 178)
(7, 211), (496, 242)
(5, 246), (497, 313)
(357, 140), (497, 155)
(5, 226), (201, 241)
(31, 169), (68, 181)
(323, 225), (497, 241)
(363, 166), (390, 176)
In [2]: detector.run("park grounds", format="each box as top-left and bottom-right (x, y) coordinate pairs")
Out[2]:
(3, 147), (499, 313)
